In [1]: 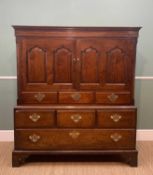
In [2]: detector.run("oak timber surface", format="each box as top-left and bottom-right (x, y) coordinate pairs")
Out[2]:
(13, 26), (140, 166)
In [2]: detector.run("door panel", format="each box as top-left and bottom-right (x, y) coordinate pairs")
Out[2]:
(80, 47), (99, 83)
(54, 47), (72, 83)
(27, 46), (47, 83)
(76, 39), (103, 90)
(106, 47), (127, 84)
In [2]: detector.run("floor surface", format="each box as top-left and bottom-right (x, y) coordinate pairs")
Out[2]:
(0, 141), (153, 175)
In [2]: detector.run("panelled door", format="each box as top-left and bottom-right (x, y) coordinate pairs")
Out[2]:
(101, 38), (136, 91)
(76, 38), (136, 92)
(20, 38), (76, 92)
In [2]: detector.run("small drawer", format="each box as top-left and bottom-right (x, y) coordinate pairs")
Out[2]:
(97, 109), (136, 128)
(59, 92), (94, 104)
(15, 110), (55, 128)
(19, 92), (57, 104)
(57, 110), (95, 128)
(96, 92), (132, 105)
(15, 129), (136, 150)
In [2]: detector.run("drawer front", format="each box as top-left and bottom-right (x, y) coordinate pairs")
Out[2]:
(19, 92), (57, 104)
(96, 92), (132, 104)
(57, 110), (95, 128)
(15, 129), (135, 150)
(15, 110), (55, 128)
(59, 92), (94, 104)
(97, 110), (136, 128)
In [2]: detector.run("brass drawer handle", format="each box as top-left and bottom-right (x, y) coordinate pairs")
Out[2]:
(29, 134), (40, 143)
(71, 93), (81, 101)
(70, 114), (82, 123)
(110, 133), (122, 142)
(76, 58), (80, 62)
(110, 114), (122, 122)
(34, 92), (45, 102)
(29, 113), (40, 122)
(69, 131), (80, 139)
(107, 93), (118, 102)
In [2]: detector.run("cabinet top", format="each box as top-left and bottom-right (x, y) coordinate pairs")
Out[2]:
(12, 26), (141, 38)
(13, 25), (141, 31)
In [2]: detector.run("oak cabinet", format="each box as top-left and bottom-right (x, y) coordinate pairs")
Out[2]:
(12, 26), (140, 167)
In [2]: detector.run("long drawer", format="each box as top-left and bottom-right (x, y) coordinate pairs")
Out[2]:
(15, 110), (55, 128)
(15, 129), (136, 150)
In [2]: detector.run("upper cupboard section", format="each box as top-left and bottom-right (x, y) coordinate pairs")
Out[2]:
(14, 26), (140, 93)
(20, 37), (136, 91)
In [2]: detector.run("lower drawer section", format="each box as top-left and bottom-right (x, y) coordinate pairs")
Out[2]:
(15, 129), (136, 150)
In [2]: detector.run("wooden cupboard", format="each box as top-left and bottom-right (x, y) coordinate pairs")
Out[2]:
(12, 26), (141, 166)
